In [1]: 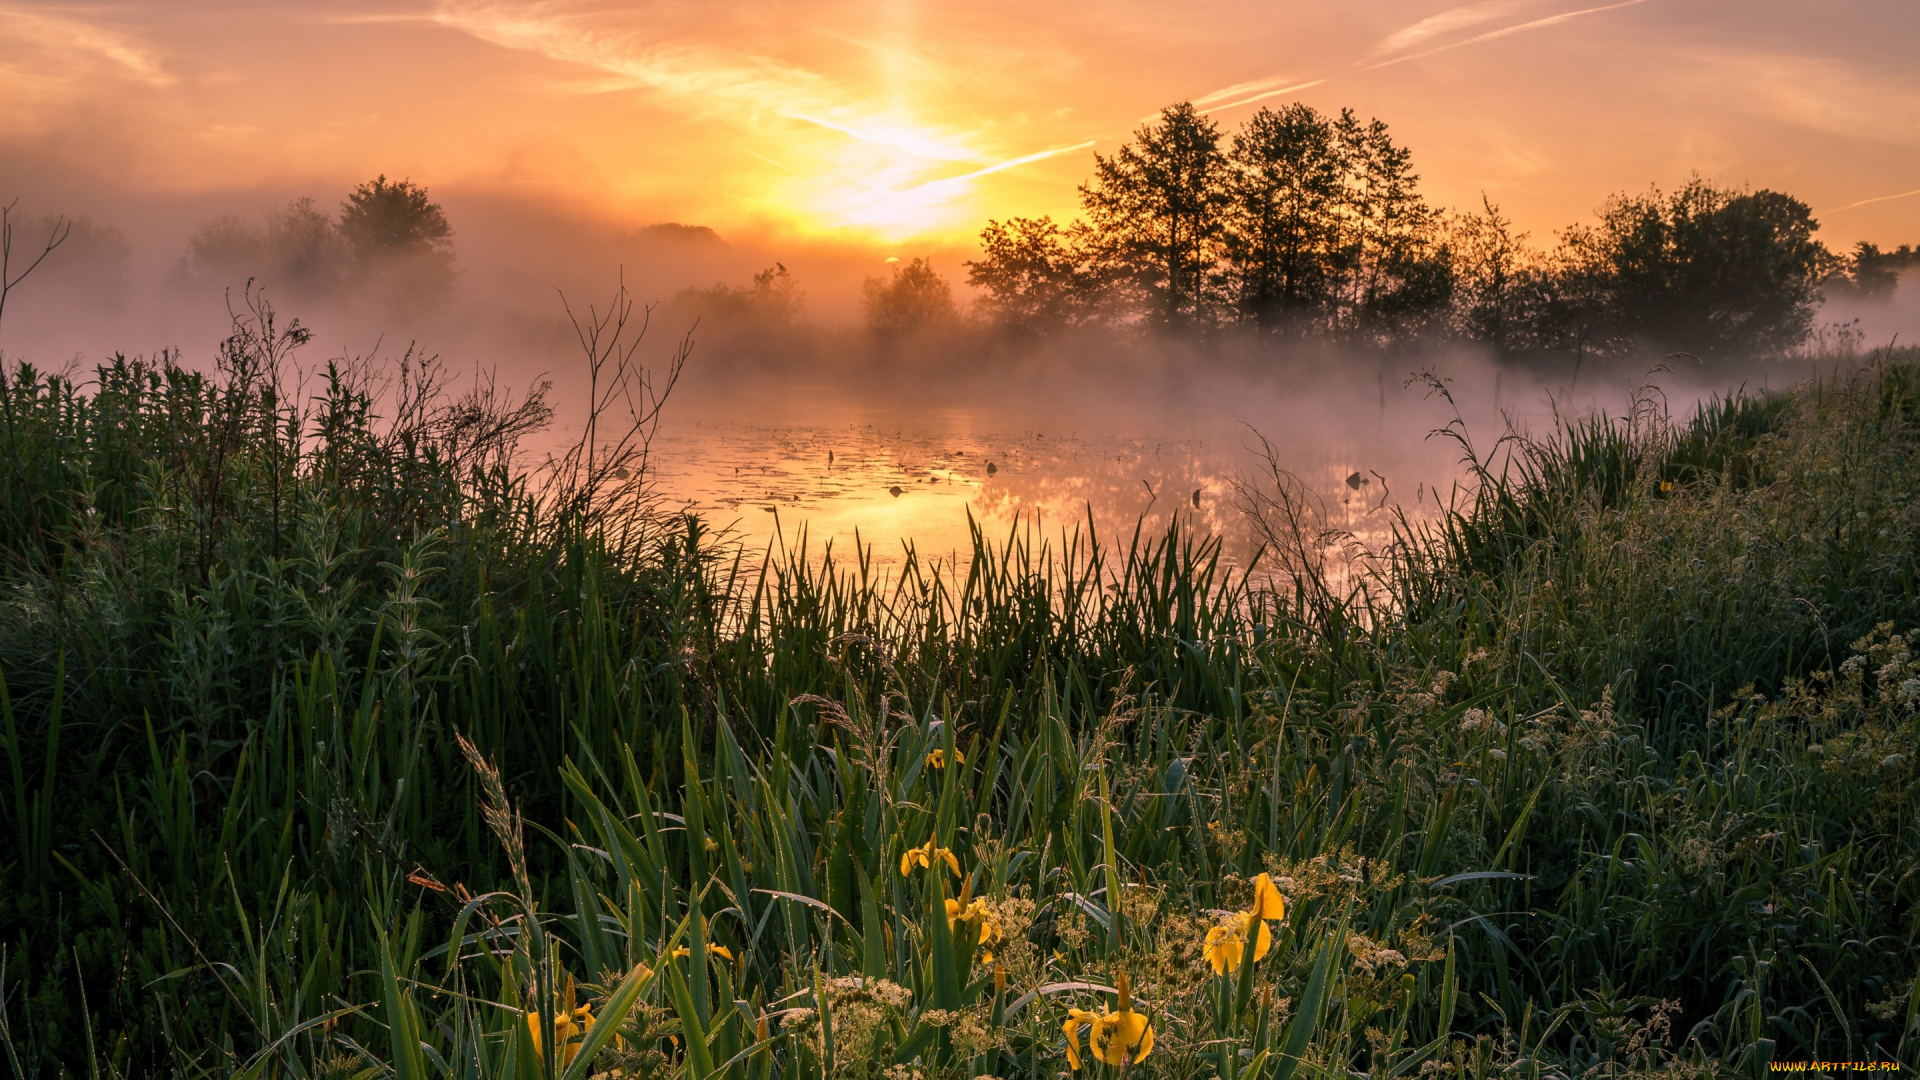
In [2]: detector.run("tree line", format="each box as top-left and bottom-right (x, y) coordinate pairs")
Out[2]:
(965, 101), (1898, 360)
(181, 175), (455, 301)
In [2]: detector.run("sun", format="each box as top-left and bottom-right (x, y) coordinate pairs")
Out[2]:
(738, 106), (1090, 243)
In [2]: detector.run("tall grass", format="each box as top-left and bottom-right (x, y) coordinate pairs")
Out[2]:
(0, 318), (1916, 1077)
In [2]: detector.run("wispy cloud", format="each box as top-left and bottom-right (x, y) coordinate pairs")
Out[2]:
(784, 114), (978, 163)
(1679, 48), (1920, 149)
(827, 140), (1096, 229)
(1185, 77), (1326, 116)
(0, 5), (175, 136)
(1365, 0), (1653, 69)
(429, 2), (834, 116)
(0, 6), (172, 86)
(1135, 76), (1326, 124)
(1820, 187), (1920, 217)
(1193, 74), (1306, 109)
(928, 140), (1097, 186)
(1369, 1), (1527, 59)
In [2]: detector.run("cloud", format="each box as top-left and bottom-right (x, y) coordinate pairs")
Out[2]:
(784, 114), (979, 164)
(1134, 76), (1327, 125)
(0, 6), (177, 140)
(429, 2), (834, 115)
(1369, 1), (1527, 59)
(1821, 187), (1920, 217)
(0, 7), (170, 83)
(1365, 0), (1653, 69)
(1183, 77), (1327, 117)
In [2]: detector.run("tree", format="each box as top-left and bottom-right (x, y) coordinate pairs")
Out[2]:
(16, 213), (132, 308)
(1333, 110), (1444, 339)
(185, 198), (348, 299)
(337, 176), (452, 262)
(1079, 103), (1231, 330)
(863, 258), (956, 334)
(265, 197), (345, 294)
(965, 216), (1093, 331)
(748, 263), (805, 322)
(1577, 179), (1826, 357)
(672, 264), (805, 331)
(1225, 104), (1345, 333)
(1451, 196), (1529, 349)
(1828, 242), (1919, 302)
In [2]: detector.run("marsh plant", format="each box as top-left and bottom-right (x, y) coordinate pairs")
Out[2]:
(0, 263), (1917, 1075)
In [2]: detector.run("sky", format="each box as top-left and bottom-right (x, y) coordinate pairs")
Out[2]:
(1, 0), (1917, 256)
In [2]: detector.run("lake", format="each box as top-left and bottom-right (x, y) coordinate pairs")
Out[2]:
(640, 350), (1621, 578)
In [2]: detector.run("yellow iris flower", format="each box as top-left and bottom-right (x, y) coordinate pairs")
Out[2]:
(926, 748), (964, 768)
(1202, 873), (1288, 975)
(671, 943), (735, 961)
(899, 836), (960, 878)
(1062, 1008), (1101, 1070)
(1203, 911), (1272, 975)
(944, 895), (1002, 945)
(1062, 970), (1154, 1069)
(526, 1003), (595, 1065)
(1252, 872), (1286, 921)
(946, 888), (1001, 965)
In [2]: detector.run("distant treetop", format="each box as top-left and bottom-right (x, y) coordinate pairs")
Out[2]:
(337, 175), (452, 260)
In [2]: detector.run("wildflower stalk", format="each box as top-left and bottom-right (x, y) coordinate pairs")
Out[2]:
(1099, 763), (1123, 954)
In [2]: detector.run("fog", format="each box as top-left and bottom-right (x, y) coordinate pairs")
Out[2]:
(4, 187), (1916, 571)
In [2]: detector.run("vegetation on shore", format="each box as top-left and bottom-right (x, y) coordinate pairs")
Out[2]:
(0, 289), (1916, 1076)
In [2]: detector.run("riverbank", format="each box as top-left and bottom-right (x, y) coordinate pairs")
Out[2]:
(1, 342), (1915, 1074)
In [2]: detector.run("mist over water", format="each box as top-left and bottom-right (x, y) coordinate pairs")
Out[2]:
(4, 191), (1915, 580)
(646, 335), (1837, 578)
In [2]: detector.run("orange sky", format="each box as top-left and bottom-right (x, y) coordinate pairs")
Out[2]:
(2, 0), (1917, 254)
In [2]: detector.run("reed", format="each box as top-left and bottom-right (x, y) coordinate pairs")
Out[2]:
(0, 329), (1916, 1076)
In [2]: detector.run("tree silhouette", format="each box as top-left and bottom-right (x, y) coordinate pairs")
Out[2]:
(1564, 179), (1825, 357)
(1451, 196), (1529, 350)
(1226, 104), (1345, 333)
(965, 216), (1092, 331)
(1333, 110), (1445, 339)
(1080, 103), (1231, 330)
(338, 176), (451, 262)
(863, 258), (956, 334)
(1830, 242), (1919, 302)
(965, 98), (1853, 361)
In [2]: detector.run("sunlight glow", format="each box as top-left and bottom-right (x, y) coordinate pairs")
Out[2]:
(429, 0), (1079, 241)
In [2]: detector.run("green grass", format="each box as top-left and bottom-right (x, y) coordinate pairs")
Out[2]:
(0, 315), (1917, 1078)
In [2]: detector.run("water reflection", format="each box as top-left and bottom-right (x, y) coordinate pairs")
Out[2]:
(647, 386), (1434, 575)
(625, 350), (1769, 585)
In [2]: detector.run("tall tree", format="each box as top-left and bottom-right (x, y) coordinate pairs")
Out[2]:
(1333, 110), (1443, 339)
(1225, 104), (1345, 333)
(1079, 103), (1231, 330)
